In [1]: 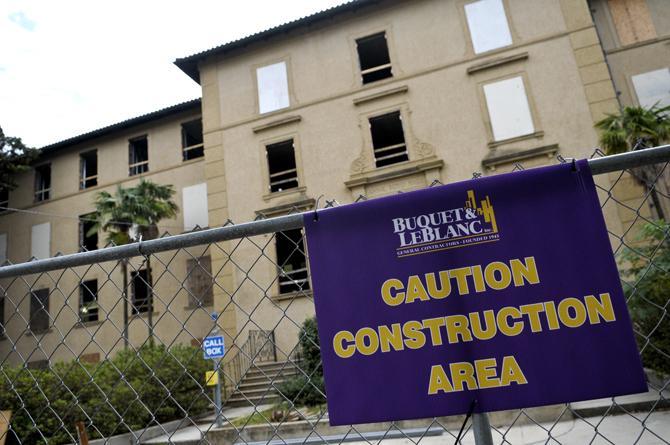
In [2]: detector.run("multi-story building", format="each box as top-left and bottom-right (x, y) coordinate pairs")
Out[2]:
(1, 0), (668, 375)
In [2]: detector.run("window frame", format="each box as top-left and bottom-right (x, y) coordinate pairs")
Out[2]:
(181, 118), (204, 161)
(368, 110), (410, 168)
(79, 279), (99, 323)
(128, 135), (149, 176)
(34, 163), (51, 202)
(79, 214), (98, 252)
(355, 31), (394, 85)
(29, 288), (50, 334)
(131, 269), (152, 315)
(254, 59), (292, 115)
(274, 228), (311, 296)
(266, 139), (299, 194)
(631, 67), (670, 109)
(461, 0), (514, 55)
(260, 133), (305, 201)
(185, 256), (214, 308)
(79, 149), (98, 189)
(479, 73), (539, 144)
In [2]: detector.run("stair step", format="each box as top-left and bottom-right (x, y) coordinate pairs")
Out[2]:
(238, 379), (291, 391)
(243, 368), (300, 380)
(225, 394), (282, 407)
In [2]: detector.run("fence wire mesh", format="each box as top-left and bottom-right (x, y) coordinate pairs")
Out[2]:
(0, 148), (669, 445)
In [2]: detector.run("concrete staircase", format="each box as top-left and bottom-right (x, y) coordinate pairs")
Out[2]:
(226, 360), (301, 407)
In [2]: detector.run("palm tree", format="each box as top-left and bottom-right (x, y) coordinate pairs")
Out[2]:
(89, 179), (178, 347)
(595, 104), (670, 219)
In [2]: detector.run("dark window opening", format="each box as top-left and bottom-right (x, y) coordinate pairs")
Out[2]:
(182, 119), (204, 161)
(129, 137), (149, 176)
(80, 279), (98, 323)
(131, 269), (151, 314)
(356, 32), (393, 84)
(79, 214), (98, 252)
(275, 229), (309, 294)
(0, 188), (8, 211)
(27, 359), (49, 370)
(266, 140), (298, 193)
(369, 111), (408, 168)
(80, 150), (98, 189)
(29, 288), (49, 333)
(35, 164), (51, 202)
(186, 256), (214, 307)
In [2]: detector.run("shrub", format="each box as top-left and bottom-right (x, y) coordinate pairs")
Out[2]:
(0, 344), (210, 444)
(621, 220), (670, 376)
(278, 317), (325, 407)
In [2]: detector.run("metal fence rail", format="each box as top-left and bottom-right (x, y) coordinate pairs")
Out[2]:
(0, 146), (669, 445)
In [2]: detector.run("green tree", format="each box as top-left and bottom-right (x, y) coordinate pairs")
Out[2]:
(90, 179), (178, 347)
(278, 317), (325, 407)
(595, 104), (670, 218)
(0, 126), (38, 192)
(620, 220), (670, 376)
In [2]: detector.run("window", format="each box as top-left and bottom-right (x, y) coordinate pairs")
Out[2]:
(0, 233), (7, 263)
(266, 140), (299, 193)
(465, 0), (513, 54)
(257, 62), (290, 114)
(0, 296), (5, 338)
(79, 280), (98, 323)
(369, 111), (409, 168)
(483, 76), (534, 141)
(79, 214), (98, 251)
(131, 269), (151, 314)
(129, 137), (149, 176)
(182, 183), (209, 231)
(29, 288), (49, 333)
(79, 150), (98, 189)
(182, 119), (204, 161)
(0, 188), (8, 210)
(34, 164), (51, 202)
(275, 229), (310, 294)
(356, 32), (393, 84)
(186, 256), (214, 307)
(632, 68), (670, 109)
(31, 222), (50, 260)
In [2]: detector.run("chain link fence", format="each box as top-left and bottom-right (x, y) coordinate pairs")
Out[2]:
(0, 147), (669, 445)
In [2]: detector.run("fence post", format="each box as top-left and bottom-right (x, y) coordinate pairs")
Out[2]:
(472, 412), (494, 445)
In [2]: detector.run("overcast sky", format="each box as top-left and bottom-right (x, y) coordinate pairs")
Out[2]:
(0, 0), (345, 148)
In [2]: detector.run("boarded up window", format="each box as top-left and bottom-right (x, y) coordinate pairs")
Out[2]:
(29, 288), (50, 333)
(632, 68), (670, 109)
(0, 233), (6, 264)
(183, 183), (209, 231)
(465, 0), (513, 54)
(186, 256), (214, 307)
(257, 62), (290, 114)
(31, 222), (50, 260)
(80, 352), (101, 364)
(0, 296), (5, 338)
(483, 76), (534, 141)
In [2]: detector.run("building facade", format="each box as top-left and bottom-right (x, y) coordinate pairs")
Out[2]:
(1, 0), (668, 371)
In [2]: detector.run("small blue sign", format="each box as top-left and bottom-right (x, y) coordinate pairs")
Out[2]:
(203, 335), (225, 360)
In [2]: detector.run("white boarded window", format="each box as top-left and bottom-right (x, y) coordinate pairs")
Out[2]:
(632, 68), (670, 109)
(0, 233), (6, 263)
(257, 62), (290, 114)
(183, 183), (208, 231)
(31, 223), (50, 260)
(483, 76), (534, 141)
(465, 0), (513, 54)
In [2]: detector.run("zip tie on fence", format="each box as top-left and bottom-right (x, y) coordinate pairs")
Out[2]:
(455, 399), (477, 444)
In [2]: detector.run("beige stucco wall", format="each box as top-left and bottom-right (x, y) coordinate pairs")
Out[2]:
(0, 108), (219, 366)
(199, 0), (630, 359)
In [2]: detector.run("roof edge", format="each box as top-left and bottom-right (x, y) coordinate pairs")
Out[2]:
(174, 0), (384, 84)
(40, 98), (202, 155)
